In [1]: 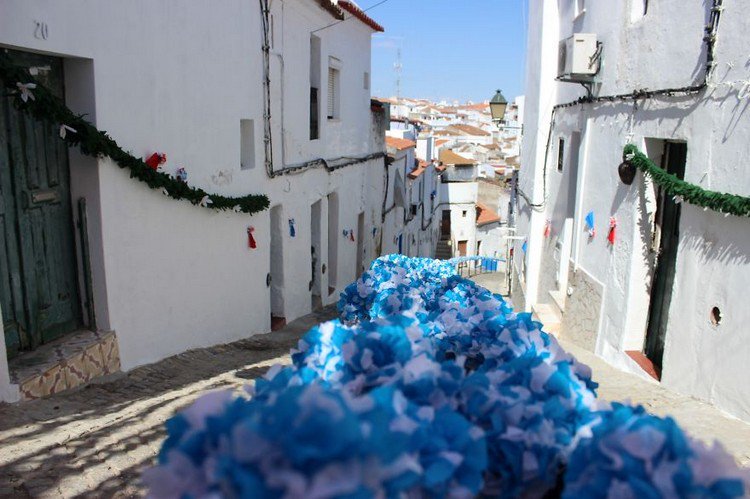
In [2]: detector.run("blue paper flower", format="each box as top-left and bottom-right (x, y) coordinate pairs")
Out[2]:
(146, 255), (746, 499)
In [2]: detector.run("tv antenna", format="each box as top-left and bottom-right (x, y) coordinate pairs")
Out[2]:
(394, 47), (403, 105)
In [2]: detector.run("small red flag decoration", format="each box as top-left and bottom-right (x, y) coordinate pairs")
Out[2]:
(544, 219), (551, 238)
(247, 226), (257, 249)
(607, 217), (617, 246)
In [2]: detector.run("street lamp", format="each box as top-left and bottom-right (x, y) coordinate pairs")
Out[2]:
(489, 89), (522, 131)
(489, 89), (508, 123)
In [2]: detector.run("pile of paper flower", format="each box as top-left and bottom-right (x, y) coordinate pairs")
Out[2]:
(144, 255), (748, 498)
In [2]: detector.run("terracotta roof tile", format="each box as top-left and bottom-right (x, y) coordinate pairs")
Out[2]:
(450, 124), (491, 136)
(476, 203), (501, 226)
(439, 149), (476, 165)
(385, 136), (416, 151)
(338, 0), (385, 32)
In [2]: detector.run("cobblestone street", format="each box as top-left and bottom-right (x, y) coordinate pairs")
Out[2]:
(1, 276), (749, 498)
(0, 307), (338, 498)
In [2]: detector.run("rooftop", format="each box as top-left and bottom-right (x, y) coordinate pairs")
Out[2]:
(337, 1), (385, 32)
(385, 136), (417, 151)
(450, 124), (491, 137)
(476, 203), (501, 226)
(439, 149), (476, 166)
(408, 160), (431, 179)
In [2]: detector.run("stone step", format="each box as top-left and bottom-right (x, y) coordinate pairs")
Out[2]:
(9, 330), (121, 401)
(531, 303), (562, 337)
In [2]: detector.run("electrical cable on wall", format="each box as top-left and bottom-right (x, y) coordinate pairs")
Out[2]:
(259, 0), (387, 179)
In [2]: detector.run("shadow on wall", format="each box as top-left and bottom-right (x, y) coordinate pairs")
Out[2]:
(679, 208), (750, 266)
(706, 85), (750, 143)
(634, 172), (657, 295)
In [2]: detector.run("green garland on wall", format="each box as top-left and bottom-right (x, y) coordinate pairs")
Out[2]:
(623, 144), (750, 218)
(0, 52), (269, 216)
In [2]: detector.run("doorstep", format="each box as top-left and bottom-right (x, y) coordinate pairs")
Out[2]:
(531, 303), (562, 337)
(9, 330), (121, 401)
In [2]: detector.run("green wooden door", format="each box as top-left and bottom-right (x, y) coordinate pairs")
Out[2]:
(0, 50), (81, 357)
(644, 142), (687, 371)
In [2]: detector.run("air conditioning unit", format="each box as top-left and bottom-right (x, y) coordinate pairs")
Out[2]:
(558, 33), (600, 80)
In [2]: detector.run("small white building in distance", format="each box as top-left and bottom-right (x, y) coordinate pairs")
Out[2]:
(515, 0), (750, 422)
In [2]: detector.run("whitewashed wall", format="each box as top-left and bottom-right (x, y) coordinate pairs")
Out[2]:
(440, 182), (479, 256)
(0, 0), (386, 400)
(519, 0), (750, 421)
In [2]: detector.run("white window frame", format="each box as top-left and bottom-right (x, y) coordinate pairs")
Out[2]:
(327, 56), (341, 121)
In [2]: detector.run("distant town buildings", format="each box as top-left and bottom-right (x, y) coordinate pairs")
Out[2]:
(377, 93), (525, 264)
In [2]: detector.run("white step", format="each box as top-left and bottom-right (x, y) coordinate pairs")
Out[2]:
(531, 303), (562, 337)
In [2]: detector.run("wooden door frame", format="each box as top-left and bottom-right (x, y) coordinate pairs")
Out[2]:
(1, 50), (84, 354)
(644, 141), (687, 370)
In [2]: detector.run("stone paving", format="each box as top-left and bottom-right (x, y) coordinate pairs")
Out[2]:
(1, 272), (749, 498)
(561, 339), (750, 467)
(0, 306), (338, 498)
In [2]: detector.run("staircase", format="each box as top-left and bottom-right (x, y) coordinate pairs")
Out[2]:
(435, 240), (452, 260)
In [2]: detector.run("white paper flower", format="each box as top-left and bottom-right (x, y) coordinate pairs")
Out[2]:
(59, 124), (76, 139)
(16, 82), (36, 102)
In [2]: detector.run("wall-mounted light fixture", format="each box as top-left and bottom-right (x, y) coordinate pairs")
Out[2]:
(618, 152), (636, 185)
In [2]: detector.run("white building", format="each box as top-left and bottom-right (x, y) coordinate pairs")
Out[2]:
(515, 0), (750, 422)
(0, 0), (441, 402)
(437, 150), (509, 260)
(383, 137), (442, 258)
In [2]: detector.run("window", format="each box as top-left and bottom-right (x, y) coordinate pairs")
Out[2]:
(310, 88), (319, 140)
(327, 57), (341, 120)
(240, 119), (255, 170)
(462, 210), (467, 217)
(364, 71), (370, 91)
(327, 67), (340, 119)
(310, 35), (321, 139)
(557, 138), (565, 172)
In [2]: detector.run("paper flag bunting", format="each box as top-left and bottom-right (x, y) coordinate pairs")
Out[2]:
(607, 217), (616, 245)
(585, 211), (596, 238)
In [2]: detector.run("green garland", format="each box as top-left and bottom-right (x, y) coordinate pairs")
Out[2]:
(0, 52), (269, 216)
(623, 144), (750, 218)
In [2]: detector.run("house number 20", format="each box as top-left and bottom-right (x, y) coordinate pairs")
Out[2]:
(34, 21), (49, 40)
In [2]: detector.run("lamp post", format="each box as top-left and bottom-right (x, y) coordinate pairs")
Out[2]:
(489, 89), (508, 123)
(489, 89), (522, 132)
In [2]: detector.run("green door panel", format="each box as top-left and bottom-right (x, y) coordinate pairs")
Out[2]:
(1, 50), (81, 356)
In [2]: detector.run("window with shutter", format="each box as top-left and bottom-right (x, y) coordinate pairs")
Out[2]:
(327, 67), (339, 119)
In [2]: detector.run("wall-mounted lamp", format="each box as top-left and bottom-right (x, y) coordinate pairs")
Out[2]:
(618, 152), (636, 185)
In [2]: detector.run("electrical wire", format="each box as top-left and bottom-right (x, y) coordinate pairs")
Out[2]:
(520, 0), (725, 212)
(259, 0), (387, 178)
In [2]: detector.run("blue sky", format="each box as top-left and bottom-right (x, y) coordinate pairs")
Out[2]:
(367, 0), (528, 103)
